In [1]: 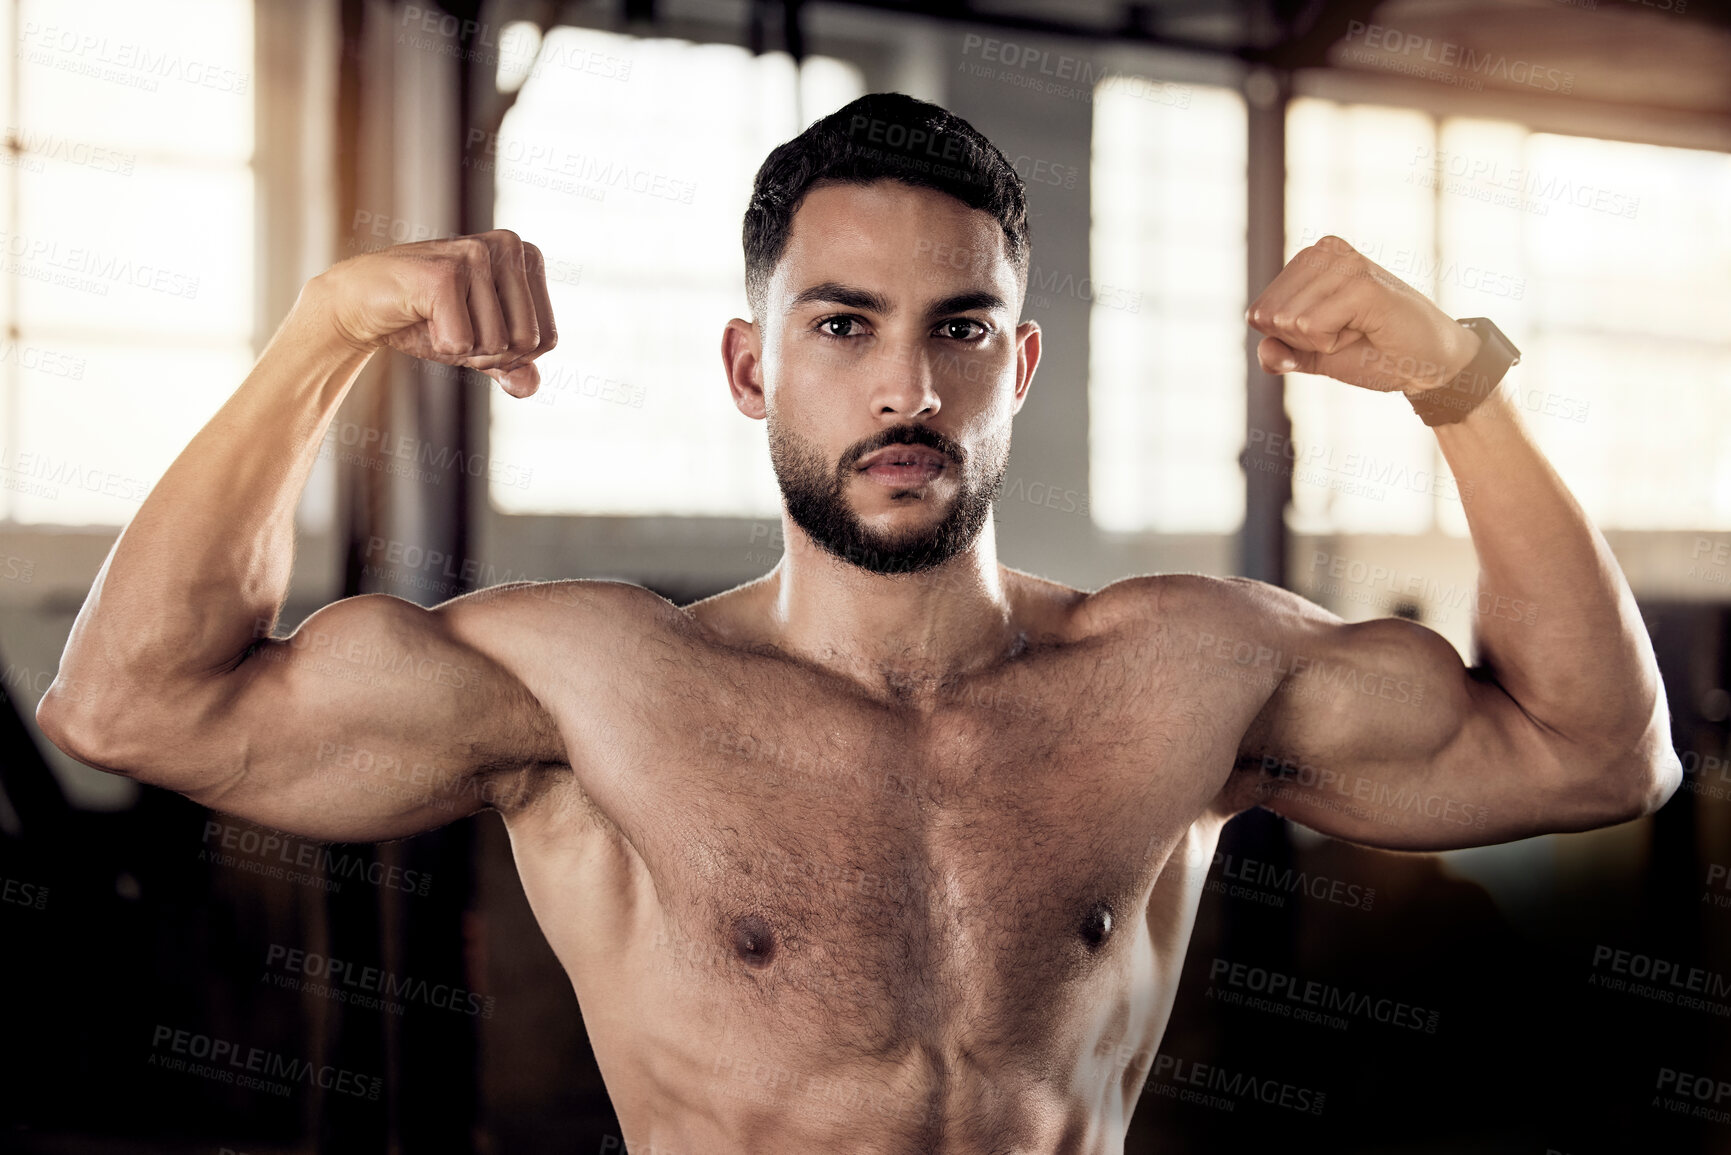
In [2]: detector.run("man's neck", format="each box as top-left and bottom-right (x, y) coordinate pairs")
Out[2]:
(761, 515), (1021, 702)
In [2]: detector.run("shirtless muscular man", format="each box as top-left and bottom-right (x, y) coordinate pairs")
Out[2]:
(36, 92), (1678, 1152)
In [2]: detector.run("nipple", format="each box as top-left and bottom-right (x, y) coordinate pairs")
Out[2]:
(1080, 902), (1115, 950)
(732, 914), (777, 968)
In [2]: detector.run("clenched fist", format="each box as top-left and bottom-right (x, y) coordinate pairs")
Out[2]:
(1246, 235), (1480, 394)
(304, 229), (558, 397)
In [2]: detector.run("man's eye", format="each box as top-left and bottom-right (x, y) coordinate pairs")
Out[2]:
(938, 319), (987, 340)
(820, 316), (863, 338)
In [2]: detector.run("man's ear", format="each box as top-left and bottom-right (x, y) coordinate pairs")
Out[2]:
(1012, 320), (1042, 415)
(722, 317), (766, 420)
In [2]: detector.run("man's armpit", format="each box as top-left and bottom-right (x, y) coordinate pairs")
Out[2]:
(476, 756), (572, 815)
(1211, 750), (1281, 816)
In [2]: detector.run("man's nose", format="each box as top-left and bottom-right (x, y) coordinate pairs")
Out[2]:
(869, 342), (940, 419)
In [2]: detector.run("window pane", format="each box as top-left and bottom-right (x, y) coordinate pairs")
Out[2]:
(1089, 81), (1246, 533)
(17, 161), (252, 339)
(1, 0), (255, 529)
(1287, 107), (1731, 536)
(1283, 98), (1439, 535)
(1438, 128), (1731, 532)
(17, 0), (253, 160)
(487, 28), (864, 516)
(5, 341), (253, 524)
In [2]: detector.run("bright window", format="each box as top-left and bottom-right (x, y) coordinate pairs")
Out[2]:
(1285, 97), (1731, 534)
(1088, 80), (1247, 533)
(487, 26), (864, 516)
(3, 0), (255, 525)
(1281, 99), (1439, 536)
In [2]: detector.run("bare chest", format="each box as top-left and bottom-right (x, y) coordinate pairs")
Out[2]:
(533, 636), (1241, 1050)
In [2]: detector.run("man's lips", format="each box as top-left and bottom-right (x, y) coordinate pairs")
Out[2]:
(855, 445), (950, 471)
(855, 443), (951, 488)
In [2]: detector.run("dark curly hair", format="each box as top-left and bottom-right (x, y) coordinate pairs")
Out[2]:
(742, 92), (1030, 320)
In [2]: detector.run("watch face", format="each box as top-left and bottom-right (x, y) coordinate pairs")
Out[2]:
(1464, 318), (1520, 362)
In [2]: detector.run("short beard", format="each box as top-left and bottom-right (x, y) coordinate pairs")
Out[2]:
(766, 416), (1007, 576)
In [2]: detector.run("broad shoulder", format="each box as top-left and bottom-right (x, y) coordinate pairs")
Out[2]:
(1074, 572), (1342, 646)
(442, 576), (682, 626)
(435, 577), (695, 673)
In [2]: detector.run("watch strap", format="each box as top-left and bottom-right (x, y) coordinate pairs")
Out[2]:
(1406, 318), (1520, 427)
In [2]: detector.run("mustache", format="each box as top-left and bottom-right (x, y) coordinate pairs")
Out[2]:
(841, 424), (966, 472)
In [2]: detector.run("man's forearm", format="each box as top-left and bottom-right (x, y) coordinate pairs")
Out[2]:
(42, 279), (373, 742)
(1433, 382), (1667, 756)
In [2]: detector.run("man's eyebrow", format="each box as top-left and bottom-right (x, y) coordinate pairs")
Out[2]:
(787, 283), (1010, 318)
(788, 282), (892, 314)
(925, 290), (1009, 317)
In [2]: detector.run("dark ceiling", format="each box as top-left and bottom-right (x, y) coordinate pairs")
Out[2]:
(810, 0), (1731, 114)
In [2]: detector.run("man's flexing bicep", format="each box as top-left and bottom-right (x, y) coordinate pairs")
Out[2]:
(1225, 581), (1658, 851)
(34, 230), (564, 841)
(83, 588), (569, 844)
(1233, 235), (1679, 850)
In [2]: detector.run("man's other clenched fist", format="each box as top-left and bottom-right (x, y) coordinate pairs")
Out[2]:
(305, 229), (558, 397)
(1246, 234), (1478, 394)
